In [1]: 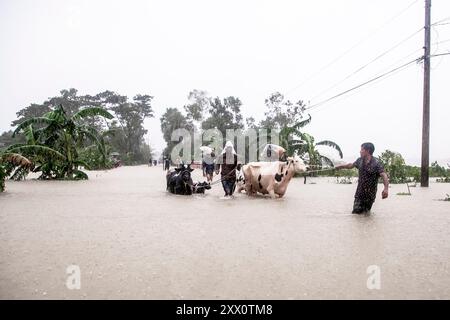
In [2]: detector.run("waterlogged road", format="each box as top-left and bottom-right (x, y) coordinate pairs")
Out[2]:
(1, 165), (449, 299)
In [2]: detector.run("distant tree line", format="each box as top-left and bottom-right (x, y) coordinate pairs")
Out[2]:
(0, 88), (155, 167)
(0, 88), (155, 190)
(160, 90), (343, 167)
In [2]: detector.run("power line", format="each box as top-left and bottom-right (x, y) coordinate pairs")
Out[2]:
(430, 52), (450, 57)
(285, 0), (421, 95)
(311, 60), (413, 115)
(431, 16), (450, 26)
(307, 41), (447, 113)
(305, 51), (449, 113)
(305, 57), (422, 111)
(432, 38), (450, 45)
(309, 27), (423, 102)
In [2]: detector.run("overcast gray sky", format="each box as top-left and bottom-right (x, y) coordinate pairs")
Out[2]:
(1, 0), (449, 164)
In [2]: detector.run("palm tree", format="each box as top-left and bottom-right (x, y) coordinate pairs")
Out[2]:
(292, 132), (343, 168)
(11, 104), (113, 180)
(280, 114), (343, 170)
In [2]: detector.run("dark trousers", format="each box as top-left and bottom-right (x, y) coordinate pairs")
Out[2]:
(352, 197), (374, 214)
(222, 179), (236, 196)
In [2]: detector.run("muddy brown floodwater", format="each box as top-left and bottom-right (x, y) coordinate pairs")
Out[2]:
(0, 165), (449, 299)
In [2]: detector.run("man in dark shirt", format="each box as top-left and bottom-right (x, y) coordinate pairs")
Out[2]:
(215, 141), (239, 197)
(336, 142), (389, 214)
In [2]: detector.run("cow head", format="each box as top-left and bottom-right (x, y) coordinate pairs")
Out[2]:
(173, 163), (194, 184)
(175, 163), (194, 173)
(287, 155), (307, 173)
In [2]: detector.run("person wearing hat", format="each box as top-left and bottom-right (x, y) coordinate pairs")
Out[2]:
(215, 141), (239, 197)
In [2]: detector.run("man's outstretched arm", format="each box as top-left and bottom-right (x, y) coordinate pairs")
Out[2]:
(335, 163), (355, 170)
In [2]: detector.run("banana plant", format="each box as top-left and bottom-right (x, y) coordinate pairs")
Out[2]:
(11, 104), (113, 180)
(0, 151), (32, 192)
(279, 115), (343, 170)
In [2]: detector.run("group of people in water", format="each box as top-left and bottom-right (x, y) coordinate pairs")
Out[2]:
(161, 141), (239, 198)
(160, 141), (389, 213)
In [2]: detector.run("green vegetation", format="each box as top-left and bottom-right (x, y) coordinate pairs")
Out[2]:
(2, 89), (155, 166)
(0, 152), (32, 192)
(159, 90), (344, 169)
(160, 91), (244, 158)
(432, 162), (450, 183)
(0, 88), (157, 191)
(379, 150), (408, 184)
(257, 92), (343, 167)
(377, 151), (449, 184)
(10, 104), (113, 180)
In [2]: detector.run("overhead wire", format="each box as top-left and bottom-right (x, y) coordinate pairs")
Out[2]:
(284, 0), (421, 95)
(304, 57), (422, 111)
(309, 27), (424, 102)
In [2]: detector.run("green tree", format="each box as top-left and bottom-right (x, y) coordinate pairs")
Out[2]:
(107, 93), (154, 163)
(8, 88), (155, 166)
(184, 89), (211, 130)
(430, 161), (449, 177)
(379, 150), (408, 184)
(11, 103), (52, 127)
(78, 129), (117, 170)
(259, 92), (306, 129)
(160, 108), (193, 157)
(291, 132), (342, 169)
(270, 112), (343, 168)
(405, 165), (420, 182)
(12, 88), (110, 132)
(0, 130), (25, 149)
(11, 104), (113, 180)
(202, 96), (244, 136)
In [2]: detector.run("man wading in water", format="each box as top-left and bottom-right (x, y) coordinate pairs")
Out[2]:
(215, 141), (239, 198)
(335, 142), (389, 214)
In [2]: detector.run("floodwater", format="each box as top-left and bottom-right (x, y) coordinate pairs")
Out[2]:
(0, 165), (449, 299)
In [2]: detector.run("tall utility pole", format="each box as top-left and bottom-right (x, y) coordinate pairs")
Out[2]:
(421, 0), (431, 187)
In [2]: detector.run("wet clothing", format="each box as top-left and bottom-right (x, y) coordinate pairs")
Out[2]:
(217, 142), (238, 196)
(202, 152), (215, 175)
(352, 197), (374, 214)
(216, 153), (238, 182)
(222, 180), (236, 196)
(204, 163), (215, 175)
(352, 156), (385, 213)
(216, 153), (238, 196)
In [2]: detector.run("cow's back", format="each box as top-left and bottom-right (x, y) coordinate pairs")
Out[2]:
(243, 161), (287, 196)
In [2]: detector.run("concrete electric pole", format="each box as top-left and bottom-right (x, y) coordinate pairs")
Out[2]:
(421, 0), (431, 187)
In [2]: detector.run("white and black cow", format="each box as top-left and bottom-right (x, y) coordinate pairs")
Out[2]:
(237, 155), (307, 198)
(166, 164), (211, 195)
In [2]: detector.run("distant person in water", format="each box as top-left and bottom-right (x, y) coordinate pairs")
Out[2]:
(203, 148), (216, 183)
(335, 142), (389, 214)
(163, 156), (170, 171)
